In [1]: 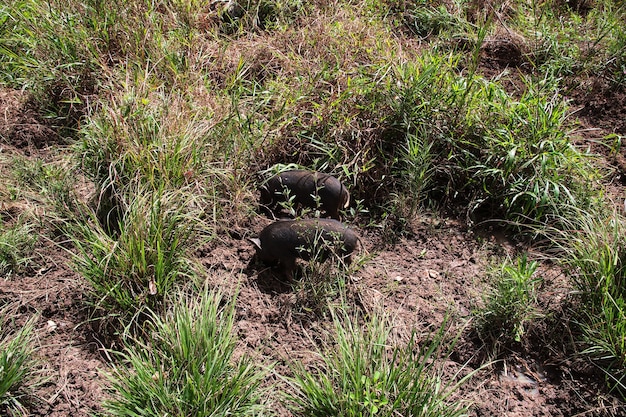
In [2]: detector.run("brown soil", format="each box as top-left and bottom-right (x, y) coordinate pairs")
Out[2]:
(2, 37), (626, 417)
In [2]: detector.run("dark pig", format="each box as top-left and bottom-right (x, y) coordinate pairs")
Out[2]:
(249, 219), (358, 277)
(259, 170), (350, 220)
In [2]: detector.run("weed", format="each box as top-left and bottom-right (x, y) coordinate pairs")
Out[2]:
(292, 259), (348, 317)
(475, 254), (543, 346)
(284, 309), (468, 416)
(392, 130), (435, 219)
(104, 288), (272, 416)
(0, 304), (42, 415)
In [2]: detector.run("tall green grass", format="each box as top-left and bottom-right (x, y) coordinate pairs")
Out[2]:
(0, 304), (42, 415)
(68, 184), (198, 316)
(105, 289), (272, 416)
(388, 55), (599, 232)
(284, 309), (468, 417)
(0, 0), (201, 116)
(0, 0), (102, 127)
(557, 214), (626, 393)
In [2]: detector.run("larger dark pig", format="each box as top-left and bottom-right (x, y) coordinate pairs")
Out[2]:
(249, 219), (358, 277)
(259, 170), (350, 220)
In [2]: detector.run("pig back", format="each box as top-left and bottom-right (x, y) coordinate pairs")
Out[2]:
(260, 170), (349, 218)
(257, 219), (357, 263)
(289, 219), (357, 259)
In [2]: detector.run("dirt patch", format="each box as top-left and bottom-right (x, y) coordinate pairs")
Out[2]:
(0, 88), (59, 154)
(570, 79), (626, 136)
(1, 240), (108, 416)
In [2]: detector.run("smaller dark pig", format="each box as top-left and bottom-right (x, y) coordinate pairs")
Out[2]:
(249, 219), (358, 277)
(259, 170), (350, 220)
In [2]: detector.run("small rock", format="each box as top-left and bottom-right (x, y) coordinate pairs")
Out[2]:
(46, 320), (57, 332)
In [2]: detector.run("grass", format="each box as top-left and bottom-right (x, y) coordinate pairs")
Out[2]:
(386, 54), (600, 233)
(0, 303), (42, 415)
(104, 288), (272, 416)
(68, 183), (199, 317)
(9, 155), (78, 218)
(475, 254), (543, 347)
(555, 214), (626, 393)
(0, 217), (36, 277)
(284, 309), (468, 417)
(0, 0), (100, 129)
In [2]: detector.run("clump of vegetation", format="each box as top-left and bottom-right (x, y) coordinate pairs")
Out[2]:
(292, 257), (351, 317)
(0, 304), (42, 415)
(558, 215), (626, 392)
(68, 184), (198, 317)
(474, 254), (543, 347)
(387, 56), (600, 234)
(104, 289), (272, 416)
(0, 218), (36, 276)
(284, 309), (468, 416)
(0, 0), (102, 129)
(10, 156), (77, 217)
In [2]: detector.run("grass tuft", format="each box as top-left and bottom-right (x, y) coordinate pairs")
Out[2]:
(67, 184), (198, 317)
(104, 288), (273, 416)
(284, 309), (468, 417)
(556, 214), (626, 392)
(474, 254), (543, 347)
(0, 217), (36, 277)
(0, 304), (42, 415)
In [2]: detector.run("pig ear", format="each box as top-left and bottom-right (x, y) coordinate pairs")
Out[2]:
(342, 186), (350, 208)
(248, 237), (262, 250)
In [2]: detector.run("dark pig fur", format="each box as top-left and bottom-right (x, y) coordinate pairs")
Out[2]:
(259, 170), (350, 220)
(249, 219), (358, 277)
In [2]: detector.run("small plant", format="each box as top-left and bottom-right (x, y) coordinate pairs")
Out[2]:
(0, 304), (42, 415)
(273, 222), (361, 316)
(284, 309), (468, 417)
(0, 218), (36, 277)
(11, 156), (77, 216)
(393, 130), (435, 219)
(293, 257), (348, 317)
(104, 288), (272, 416)
(475, 254), (542, 345)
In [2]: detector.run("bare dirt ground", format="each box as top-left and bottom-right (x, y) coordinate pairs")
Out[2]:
(2, 44), (626, 416)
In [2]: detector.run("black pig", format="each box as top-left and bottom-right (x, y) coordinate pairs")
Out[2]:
(249, 219), (358, 277)
(259, 170), (350, 220)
